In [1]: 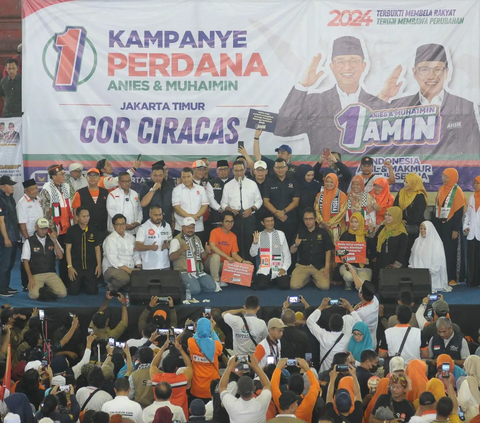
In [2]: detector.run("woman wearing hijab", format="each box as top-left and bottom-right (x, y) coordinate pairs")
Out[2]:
(346, 175), (377, 234)
(375, 207), (408, 282)
(404, 359), (428, 403)
(348, 322), (374, 363)
(315, 173), (348, 243)
(463, 176), (480, 287)
(296, 164), (321, 222)
(339, 213), (374, 289)
(4, 393), (35, 423)
(458, 355), (480, 423)
(152, 406), (174, 423)
(436, 354), (467, 387)
(413, 378), (446, 410)
(409, 221), (450, 293)
(370, 178), (394, 229)
(187, 317), (223, 401)
(433, 168), (467, 286)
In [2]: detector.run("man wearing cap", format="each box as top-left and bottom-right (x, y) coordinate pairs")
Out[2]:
(263, 158), (300, 244)
(409, 392), (438, 423)
(172, 167), (209, 241)
(169, 216), (217, 295)
(219, 354), (272, 423)
(96, 157), (141, 192)
(0, 175), (20, 297)
(103, 213), (142, 290)
(380, 43), (480, 155)
(253, 317), (286, 368)
(135, 205), (172, 271)
(356, 156), (395, 193)
(139, 163), (174, 225)
(66, 163), (88, 192)
(65, 207), (102, 295)
(188, 398), (208, 423)
(39, 164), (74, 285)
(427, 317), (469, 366)
(106, 172), (142, 234)
(72, 167), (109, 244)
(221, 161), (262, 260)
(267, 390), (305, 423)
(250, 214), (291, 290)
(208, 160), (231, 229)
(415, 295), (462, 340)
(16, 179), (43, 292)
(325, 365), (363, 423)
(275, 36), (386, 155)
(21, 218), (67, 300)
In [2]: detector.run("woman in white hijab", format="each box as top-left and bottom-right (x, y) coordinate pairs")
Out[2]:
(409, 221), (451, 293)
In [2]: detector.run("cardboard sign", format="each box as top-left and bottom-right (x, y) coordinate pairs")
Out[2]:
(220, 261), (255, 287)
(335, 241), (367, 264)
(246, 109), (278, 133)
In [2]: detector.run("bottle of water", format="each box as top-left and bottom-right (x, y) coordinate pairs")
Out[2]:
(185, 284), (192, 301)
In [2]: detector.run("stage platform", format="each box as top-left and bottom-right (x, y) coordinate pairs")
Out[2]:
(3, 254), (480, 342)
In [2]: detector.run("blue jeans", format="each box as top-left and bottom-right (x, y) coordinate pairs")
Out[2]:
(181, 272), (216, 296)
(0, 242), (17, 290)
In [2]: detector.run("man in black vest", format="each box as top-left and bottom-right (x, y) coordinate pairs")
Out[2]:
(428, 317), (469, 367)
(208, 160), (230, 229)
(72, 167), (109, 244)
(21, 218), (67, 300)
(65, 207), (102, 295)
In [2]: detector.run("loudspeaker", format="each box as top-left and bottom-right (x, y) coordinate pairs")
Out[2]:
(379, 268), (431, 301)
(129, 270), (184, 304)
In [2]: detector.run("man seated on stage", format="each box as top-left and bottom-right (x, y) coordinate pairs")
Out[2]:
(103, 213), (141, 291)
(249, 214), (291, 290)
(205, 211), (252, 287)
(65, 207), (102, 295)
(90, 291), (129, 340)
(136, 205), (172, 271)
(21, 218), (67, 300)
(169, 216), (217, 296)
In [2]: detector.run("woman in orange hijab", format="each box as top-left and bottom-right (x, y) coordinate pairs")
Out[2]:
(370, 178), (394, 229)
(433, 168), (467, 286)
(405, 359), (428, 403)
(315, 173), (347, 243)
(463, 176), (480, 287)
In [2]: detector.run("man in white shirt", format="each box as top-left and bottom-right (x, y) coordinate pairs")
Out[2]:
(221, 160), (263, 260)
(16, 178), (43, 291)
(307, 297), (361, 372)
(193, 160), (222, 219)
(379, 305), (429, 365)
(220, 355), (272, 423)
(136, 205), (172, 270)
(101, 377), (143, 423)
(103, 213), (142, 291)
(172, 167), (209, 241)
(222, 295), (268, 355)
(250, 214), (291, 290)
(254, 318), (286, 368)
(143, 381), (186, 423)
(76, 366), (113, 411)
(107, 172), (142, 234)
(67, 162), (88, 191)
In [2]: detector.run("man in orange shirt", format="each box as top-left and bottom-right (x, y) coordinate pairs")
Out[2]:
(205, 211), (252, 286)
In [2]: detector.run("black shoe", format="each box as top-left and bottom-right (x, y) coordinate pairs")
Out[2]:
(0, 290), (14, 297)
(22, 287), (29, 292)
(6, 287), (18, 294)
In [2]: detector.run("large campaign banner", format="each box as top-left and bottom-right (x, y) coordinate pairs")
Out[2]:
(22, 0), (480, 191)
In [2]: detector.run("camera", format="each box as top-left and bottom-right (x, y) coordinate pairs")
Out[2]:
(39, 309), (45, 321)
(289, 296), (300, 304)
(441, 363), (450, 378)
(286, 358), (297, 366)
(108, 337), (115, 347)
(336, 364), (349, 372)
(87, 328), (94, 335)
(237, 355), (250, 363)
(115, 341), (126, 349)
(187, 324), (194, 332)
(305, 353), (313, 366)
(204, 307), (212, 319)
(157, 297), (169, 304)
(109, 290), (120, 298)
(60, 385), (70, 393)
(429, 294), (439, 302)
(157, 329), (169, 335)
(266, 355), (275, 365)
(329, 299), (340, 306)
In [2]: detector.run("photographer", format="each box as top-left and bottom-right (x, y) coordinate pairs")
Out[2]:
(89, 291), (129, 340)
(36, 386), (80, 423)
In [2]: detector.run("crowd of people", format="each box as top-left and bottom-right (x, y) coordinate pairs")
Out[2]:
(0, 290), (479, 423)
(1, 131), (479, 298)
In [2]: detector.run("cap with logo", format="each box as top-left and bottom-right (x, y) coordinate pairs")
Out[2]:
(68, 163), (83, 172)
(254, 160), (268, 170)
(419, 391), (436, 406)
(0, 175), (17, 186)
(36, 218), (50, 229)
(268, 318), (287, 330)
(47, 164), (64, 176)
(183, 217), (196, 226)
(192, 160), (207, 169)
(432, 299), (449, 315)
(361, 156), (373, 165)
(86, 168), (100, 175)
(275, 144), (292, 154)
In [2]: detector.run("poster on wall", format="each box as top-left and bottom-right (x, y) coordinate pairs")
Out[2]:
(22, 0), (480, 191)
(0, 117), (23, 200)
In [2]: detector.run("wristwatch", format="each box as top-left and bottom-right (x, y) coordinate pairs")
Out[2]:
(67, 264), (72, 269)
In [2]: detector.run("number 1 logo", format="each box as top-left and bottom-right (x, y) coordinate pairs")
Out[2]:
(53, 27), (87, 91)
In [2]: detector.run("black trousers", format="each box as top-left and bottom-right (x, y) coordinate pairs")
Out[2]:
(254, 271), (290, 290)
(68, 267), (99, 295)
(56, 234), (69, 288)
(232, 214), (256, 262)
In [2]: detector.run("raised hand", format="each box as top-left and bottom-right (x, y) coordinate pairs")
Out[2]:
(300, 53), (324, 88)
(379, 64), (403, 101)
(253, 231), (260, 245)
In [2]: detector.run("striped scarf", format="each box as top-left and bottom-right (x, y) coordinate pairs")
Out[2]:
(317, 187), (341, 216)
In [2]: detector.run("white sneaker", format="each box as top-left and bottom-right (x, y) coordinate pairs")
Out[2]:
(442, 286), (453, 292)
(219, 282), (228, 287)
(215, 282), (222, 292)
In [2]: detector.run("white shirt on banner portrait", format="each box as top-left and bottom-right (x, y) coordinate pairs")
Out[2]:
(136, 219), (172, 270)
(16, 194), (43, 240)
(249, 229), (291, 278)
(106, 187), (142, 234)
(102, 230), (141, 273)
(172, 183), (208, 232)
